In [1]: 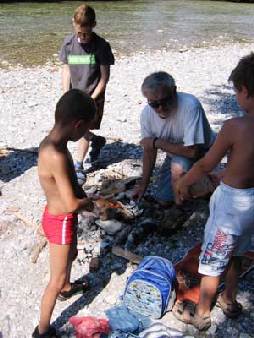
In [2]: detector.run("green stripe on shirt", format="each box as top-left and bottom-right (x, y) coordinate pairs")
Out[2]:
(68, 54), (96, 65)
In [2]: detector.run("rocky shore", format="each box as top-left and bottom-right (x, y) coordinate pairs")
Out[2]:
(1, 43), (254, 338)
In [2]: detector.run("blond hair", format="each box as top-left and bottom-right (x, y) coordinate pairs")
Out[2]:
(73, 4), (96, 26)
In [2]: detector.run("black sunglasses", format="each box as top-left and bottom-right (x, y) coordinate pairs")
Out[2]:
(148, 94), (174, 109)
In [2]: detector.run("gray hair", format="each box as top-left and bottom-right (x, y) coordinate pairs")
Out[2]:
(141, 71), (176, 93)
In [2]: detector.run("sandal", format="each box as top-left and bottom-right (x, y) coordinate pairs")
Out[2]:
(216, 294), (243, 318)
(172, 300), (195, 324)
(57, 280), (89, 301)
(191, 312), (211, 331)
(32, 325), (59, 338)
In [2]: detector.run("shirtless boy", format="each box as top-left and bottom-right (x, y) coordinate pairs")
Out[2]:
(176, 53), (254, 330)
(33, 89), (96, 338)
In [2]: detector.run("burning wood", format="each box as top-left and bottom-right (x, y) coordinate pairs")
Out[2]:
(94, 197), (142, 222)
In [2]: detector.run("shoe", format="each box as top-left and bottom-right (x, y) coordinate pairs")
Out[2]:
(57, 280), (89, 301)
(172, 300), (195, 324)
(89, 135), (106, 162)
(216, 293), (243, 318)
(32, 326), (58, 338)
(191, 312), (211, 331)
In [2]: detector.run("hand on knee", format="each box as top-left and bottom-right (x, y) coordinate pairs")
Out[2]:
(171, 165), (185, 183)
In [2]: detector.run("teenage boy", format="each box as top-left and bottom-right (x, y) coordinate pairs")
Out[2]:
(176, 53), (254, 330)
(59, 4), (115, 184)
(33, 89), (95, 338)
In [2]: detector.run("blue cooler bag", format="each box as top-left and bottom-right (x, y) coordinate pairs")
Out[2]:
(123, 256), (176, 319)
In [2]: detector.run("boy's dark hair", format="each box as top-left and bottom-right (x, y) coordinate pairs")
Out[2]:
(55, 89), (96, 125)
(73, 4), (96, 26)
(229, 52), (254, 96)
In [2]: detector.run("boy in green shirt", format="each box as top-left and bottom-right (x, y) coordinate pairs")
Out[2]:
(59, 4), (114, 184)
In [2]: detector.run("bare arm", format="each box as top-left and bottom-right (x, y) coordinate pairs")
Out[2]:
(141, 148), (157, 189)
(155, 138), (200, 158)
(50, 152), (93, 213)
(91, 65), (110, 99)
(133, 147), (157, 200)
(61, 64), (71, 93)
(177, 121), (233, 198)
(140, 137), (200, 159)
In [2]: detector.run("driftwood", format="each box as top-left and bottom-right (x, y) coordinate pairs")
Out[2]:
(30, 224), (47, 263)
(6, 207), (37, 228)
(105, 136), (122, 142)
(30, 235), (47, 263)
(5, 206), (47, 263)
(112, 246), (142, 264)
(0, 146), (38, 157)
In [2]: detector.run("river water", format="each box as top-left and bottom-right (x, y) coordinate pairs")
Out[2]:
(0, 0), (254, 66)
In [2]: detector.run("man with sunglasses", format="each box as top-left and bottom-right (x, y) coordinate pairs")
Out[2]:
(134, 71), (215, 205)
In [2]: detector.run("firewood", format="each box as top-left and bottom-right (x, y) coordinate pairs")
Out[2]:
(112, 246), (142, 264)
(0, 146), (38, 157)
(6, 207), (37, 228)
(5, 206), (47, 263)
(30, 236), (47, 263)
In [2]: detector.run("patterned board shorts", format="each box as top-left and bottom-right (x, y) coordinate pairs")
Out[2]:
(199, 182), (254, 277)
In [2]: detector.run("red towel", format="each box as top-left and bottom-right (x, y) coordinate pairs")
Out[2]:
(174, 243), (254, 304)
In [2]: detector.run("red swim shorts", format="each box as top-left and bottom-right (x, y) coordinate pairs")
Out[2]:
(42, 206), (78, 245)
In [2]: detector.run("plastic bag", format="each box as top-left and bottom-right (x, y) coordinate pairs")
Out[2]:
(69, 316), (110, 338)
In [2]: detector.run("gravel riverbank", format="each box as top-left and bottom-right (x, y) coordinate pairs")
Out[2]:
(0, 43), (254, 338)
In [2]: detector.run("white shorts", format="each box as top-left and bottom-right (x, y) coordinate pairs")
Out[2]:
(199, 182), (254, 277)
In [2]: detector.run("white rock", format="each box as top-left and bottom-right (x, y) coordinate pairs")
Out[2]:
(1, 42), (254, 336)
(95, 219), (123, 235)
(239, 334), (251, 338)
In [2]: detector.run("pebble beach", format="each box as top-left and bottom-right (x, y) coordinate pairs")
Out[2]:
(1, 43), (254, 338)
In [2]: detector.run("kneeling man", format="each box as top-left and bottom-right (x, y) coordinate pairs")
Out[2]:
(134, 71), (215, 205)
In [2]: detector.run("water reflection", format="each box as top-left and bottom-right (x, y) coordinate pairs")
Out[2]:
(0, 0), (254, 66)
